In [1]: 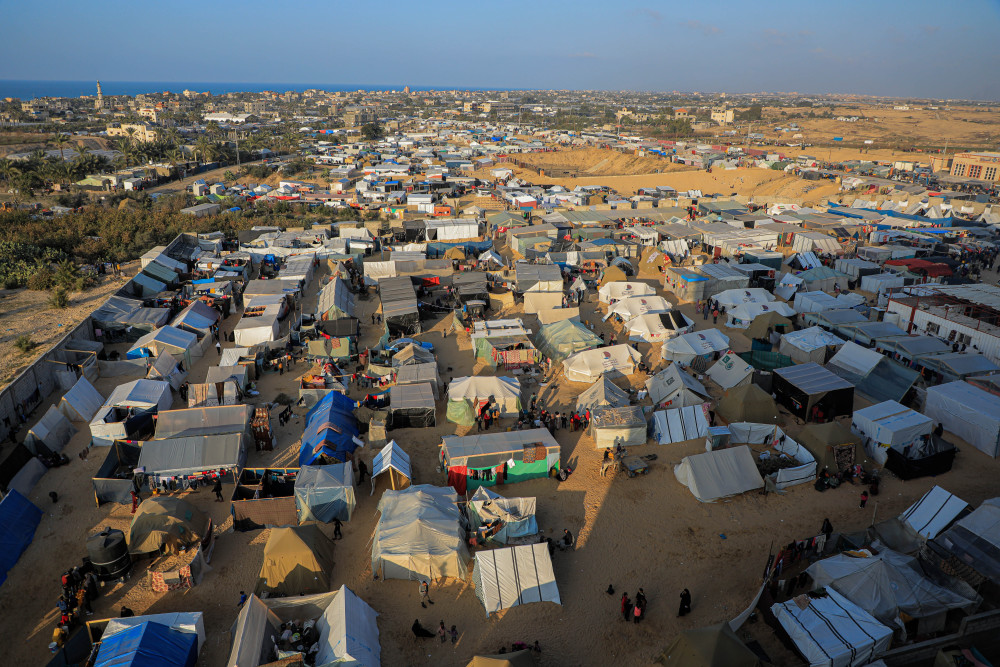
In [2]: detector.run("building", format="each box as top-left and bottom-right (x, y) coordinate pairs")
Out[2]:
(710, 108), (735, 125)
(95, 81), (104, 110)
(673, 108), (690, 119)
(885, 284), (1000, 363)
(950, 152), (1000, 182)
(106, 123), (159, 143)
(343, 107), (375, 127)
(243, 100), (267, 115)
(181, 203), (221, 217)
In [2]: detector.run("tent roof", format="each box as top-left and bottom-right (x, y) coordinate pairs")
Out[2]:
(659, 623), (763, 667)
(780, 326), (846, 352)
(128, 496), (209, 554)
(171, 300), (219, 332)
(646, 364), (710, 406)
(562, 344), (641, 382)
(390, 382), (435, 411)
(717, 385), (780, 424)
(466, 650), (534, 667)
(652, 406), (711, 445)
(371, 440), (411, 481)
(664, 329), (731, 357)
(102, 613), (205, 653)
(373, 485), (467, 579)
(59, 376), (104, 422)
(473, 543), (560, 615)
(674, 445), (765, 502)
(255, 524), (335, 596)
(139, 434), (244, 475)
(154, 405), (251, 439)
(576, 376), (630, 412)
(774, 362), (854, 394)
(443, 428), (558, 463)
(0, 490), (42, 587)
(94, 621), (197, 667)
(448, 376), (521, 402)
(104, 379), (171, 409)
(899, 486), (968, 540)
(744, 311), (793, 340)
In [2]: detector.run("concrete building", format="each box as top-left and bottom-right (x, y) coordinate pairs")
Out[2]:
(106, 123), (159, 143)
(711, 108), (735, 125)
(886, 284), (1000, 363)
(950, 152), (1000, 182)
(343, 107), (375, 127)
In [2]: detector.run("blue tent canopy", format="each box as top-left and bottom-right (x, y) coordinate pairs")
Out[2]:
(95, 621), (197, 667)
(0, 489), (43, 587)
(299, 391), (361, 466)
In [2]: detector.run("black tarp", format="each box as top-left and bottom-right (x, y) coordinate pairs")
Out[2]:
(92, 442), (141, 505)
(0, 444), (34, 493)
(884, 436), (957, 481)
(314, 318), (360, 339)
(388, 383), (436, 428)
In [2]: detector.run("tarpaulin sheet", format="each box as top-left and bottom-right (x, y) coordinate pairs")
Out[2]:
(0, 489), (42, 586)
(94, 621), (197, 667)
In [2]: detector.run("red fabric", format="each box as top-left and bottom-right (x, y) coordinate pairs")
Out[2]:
(447, 466), (468, 495)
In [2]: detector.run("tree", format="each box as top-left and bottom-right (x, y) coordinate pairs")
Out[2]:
(49, 286), (69, 309)
(51, 133), (71, 163)
(360, 122), (384, 141)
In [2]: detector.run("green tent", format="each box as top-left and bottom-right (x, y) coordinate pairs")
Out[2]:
(738, 350), (795, 371)
(446, 398), (476, 425)
(659, 623), (765, 666)
(534, 319), (603, 363)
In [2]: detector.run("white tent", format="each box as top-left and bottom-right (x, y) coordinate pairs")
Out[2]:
(146, 352), (188, 391)
(562, 344), (642, 382)
(58, 376), (104, 422)
(726, 422), (816, 490)
(472, 543), (560, 616)
(370, 440), (411, 496)
(774, 272), (804, 301)
(226, 587), (380, 667)
(645, 364), (710, 409)
(624, 311), (695, 342)
(234, 305), (281, 346)
(104, 612), (206, 652)
(651, 406), (710, 445)
(608, 295), (672, 320)
(771, 588), (893, 667)
(778, 326), (846, 365)
(90, 379), (173, 446)
(726, 302), (797, 329)
(523, 291), (563, 314)
(674, 445), (764, 502)
(852, 401), (933, 465)
(25, 405), (77, 454)
(899, 486), (968, 540)
(714, 288), (775, 308)
(924, 381), (1000, 458)
(706, 352), (753, 390)
(447, 376), (522, 416)
(598, 281), (655, 303)
(372, 485), (469, 581)
(794, 291), (865, 313)
(661, 329), (731, 365)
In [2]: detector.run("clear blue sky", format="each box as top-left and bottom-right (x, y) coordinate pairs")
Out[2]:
(3, 0), (999, 99)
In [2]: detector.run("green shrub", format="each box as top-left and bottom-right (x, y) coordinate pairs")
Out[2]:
(49, 287), (69, 308)
(14, 335), (36, 353)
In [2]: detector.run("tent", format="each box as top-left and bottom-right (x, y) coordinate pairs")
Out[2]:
(25, 405), (76, 455)
(394, 362), (440, 397)
(774, 272), (804, 301)
(794, 290), (865, 313)
(771, 588), (892, 667)
(534, 319), (603, 362)
(170, 299), (219, 334)
(797, 422), (868, 472)
(467, 650), (533, 667)
(317, 276), (356, 320)
(388, 382), (436, 428)
(441, 428), (560, 494)
(447, 376), (521, 424)
(590, 405), (646, 448)
(674, 445), (765, 502)
(658, 623), (764, 667)
(706, 351), (753, 390)
(932, 498), (1000, 584)
(562, 344), (642, 383)
(127, 325), (200, 368)
(370, 440), (412, 495)
(92, 442), (141, 506)
(744, 311), (793, 341)
(598, 281), (656, 303)
(59, 376), (104, 422)
(827, 342), (920, 405)
(797, 266), (850, 292)
(372, 484), (469, 581)
(851, 401), (935, 466)
(0, 489), (42, 587)
(778, 327), (846, 365)
(146, 352), (188, 391)
(924, 381), (1000, 458)
(295, 463), (356, 522)
(899, 486), (968, 540)
(472, 543), (560, 615)
(515, 263), (562, 292)
(714, 288), (775, 308)
(102, 612), (205, 653)
(646, 364), (711, 409)
(624, 311), (695, 342)
(608, 295), (673, 320)
(227, 586), (380, 667)
(299, 390), (361, 466)
(575, 376), (630, 412)
(92, 295), (170, 339)
(716, 385), (780, 425)
(90, 379), (173, 446)
(233, 305), (281, 346)
(94, 621), (197, 667)
(661, 329), (731, 365)
(255, 524), (335, 597)
(138, 433), (245, 477)
(806, 549), (978, 631)
(7, 456), (46, 498)
(652, 406), (710, 445)
(725, 302), (796, 329)
(727, 422), (816, 489)
(127, 496), (211, 555)
(772, 363), (855, 421)
(466, 487), (538, 545)
(391, 342), (436, 367)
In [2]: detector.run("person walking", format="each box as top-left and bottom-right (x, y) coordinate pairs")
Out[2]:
(216, 340), (222, 356)
(419, 580), (434, 608)
(860, 490), (869, 508)
(438, 621), (447, 643)
(237, 591), (247, 607)
(712, 308), (719, 324)
(450, 625), (458, 644)
(678, 588), (692, 616)
(601, 448), (613, 477)
(130, 490), (139, 514)
(621, 592), (632, 621)
(333, 517), (343, 540)
(635, 588), (647, 617)
(821, 518), (833, 540)
(357, 460), (368, 484)
(213, 476), (224, 502)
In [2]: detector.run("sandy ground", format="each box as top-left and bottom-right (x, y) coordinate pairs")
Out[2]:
(512, 148), (689, 177)
(7, 258), (1000, 667)
(0, 269), (131, 391)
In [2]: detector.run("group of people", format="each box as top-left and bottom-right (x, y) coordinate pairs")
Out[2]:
(517, 398), (591, 434)
(696, 298), (726, 324)
(52, 566), (101, 651)
(610, 585), (691, 623)
(271, 618), (325, 666)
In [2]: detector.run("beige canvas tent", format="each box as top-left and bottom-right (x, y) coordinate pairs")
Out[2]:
(254, 524), (335, 597)
(659, 623), (764, 666)
(127, 496), (212, 555)
(716, 385), (780, 425)
(466, 650), (534, 667)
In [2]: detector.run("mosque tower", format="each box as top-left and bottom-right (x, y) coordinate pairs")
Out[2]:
(95, 81), (104, 110)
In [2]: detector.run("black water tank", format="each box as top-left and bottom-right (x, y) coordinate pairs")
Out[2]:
(86, 528), (131, 582)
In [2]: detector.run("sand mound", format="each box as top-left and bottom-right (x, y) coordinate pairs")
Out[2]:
(515, 148), (688, 178)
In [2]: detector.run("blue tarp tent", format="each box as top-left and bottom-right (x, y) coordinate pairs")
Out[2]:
(299, 391), (361, 466)
(95, 621), (197, 667)
(0, 489), (43, 587)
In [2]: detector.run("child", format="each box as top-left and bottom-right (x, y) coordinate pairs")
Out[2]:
(450, 625), (458, 644)
(860, 490), (869, 509)
(438, 621), (446, 643)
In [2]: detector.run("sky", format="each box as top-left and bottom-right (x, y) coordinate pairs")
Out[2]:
(2, 0), (999, 100)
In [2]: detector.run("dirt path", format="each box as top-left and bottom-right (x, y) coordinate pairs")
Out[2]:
(146, 158), (272, 196)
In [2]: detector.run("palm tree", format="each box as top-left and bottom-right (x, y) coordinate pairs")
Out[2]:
(74, 142), (90, 161)
(124, 126), (137, 146)
(0, 159), (21, 186)
(194, 136), (216, 163)
(51, 133), (71, 163)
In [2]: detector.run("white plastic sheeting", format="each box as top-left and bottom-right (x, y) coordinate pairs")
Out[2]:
(779, 327), (846, 365)
(624, 312), (695, 342)
(924, 381), (1000, 458)
(706, 351), (753, 390)
(727, 422), (816, 490)
(448, 376), (522, 415)
(472, 543), (560, 615)
(852, 401), (933, 465)
(58, 374), (104, 422)
(562, 344), (642, 382)
(726, 302), (797, 329)
(674, 445), (764, 502)
(25, 406), (77, 454)
(608, 295), (673, 320)
(598, 281), (655, 303)
(645, 364), (710, 408)
(105, 612), (206, 652)
(771, 588), (893, 667)
(899, 486), (968, 540)
(714, 288), (775, 307)
(774, 272), (804, 301)
(651, 406), (710, 445)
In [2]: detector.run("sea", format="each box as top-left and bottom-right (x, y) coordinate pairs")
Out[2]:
(0, 80), (509, 99)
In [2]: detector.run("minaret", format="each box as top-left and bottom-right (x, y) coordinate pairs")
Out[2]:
(95, 81), (104, 110)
